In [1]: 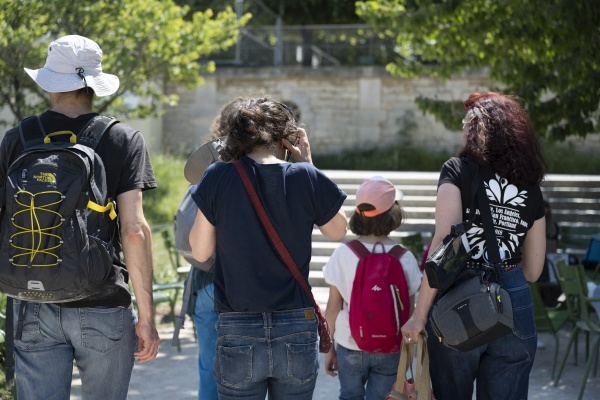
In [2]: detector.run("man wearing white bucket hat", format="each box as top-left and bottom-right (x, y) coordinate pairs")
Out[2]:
(0, 35), (159, 399)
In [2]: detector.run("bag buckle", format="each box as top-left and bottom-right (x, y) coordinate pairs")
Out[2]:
(481, 263), (502, 281)
(451, 223), (467, 235)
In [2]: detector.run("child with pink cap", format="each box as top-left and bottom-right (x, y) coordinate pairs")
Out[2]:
(322, 176), (422, 400)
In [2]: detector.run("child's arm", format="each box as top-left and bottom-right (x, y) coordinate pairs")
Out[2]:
(325, 285), (343, 377)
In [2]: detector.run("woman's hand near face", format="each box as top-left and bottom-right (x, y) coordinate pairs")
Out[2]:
(284, 127), (312, 164)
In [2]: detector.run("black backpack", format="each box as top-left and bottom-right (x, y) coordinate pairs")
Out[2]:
(0, 115), (119, 303)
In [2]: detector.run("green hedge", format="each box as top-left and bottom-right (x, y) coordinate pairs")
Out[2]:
(312, 141), (600, 174)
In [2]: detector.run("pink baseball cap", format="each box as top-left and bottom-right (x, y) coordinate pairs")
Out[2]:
(355, 176), (403, 217)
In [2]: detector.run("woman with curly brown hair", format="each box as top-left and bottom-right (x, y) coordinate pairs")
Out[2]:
(189, 97), (348, 400)
(401, 92), (547, 400)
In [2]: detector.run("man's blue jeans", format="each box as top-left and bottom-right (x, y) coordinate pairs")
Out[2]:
(214, 307), (319, 400)
(426, 268), (537, 400)
(336, 344), (400, 400)
(193, 282), (218, 400)
(12, 301), (137, 400)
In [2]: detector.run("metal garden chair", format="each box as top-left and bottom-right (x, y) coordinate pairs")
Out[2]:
(554, 262), (600, 399)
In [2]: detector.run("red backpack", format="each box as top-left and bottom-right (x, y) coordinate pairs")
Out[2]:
(346, 240), (409, 353)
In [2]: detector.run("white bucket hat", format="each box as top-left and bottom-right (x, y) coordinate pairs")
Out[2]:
(24, 35), (119, 97)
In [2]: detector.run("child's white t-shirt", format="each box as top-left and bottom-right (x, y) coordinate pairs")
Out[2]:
(322, 240), (422, 351)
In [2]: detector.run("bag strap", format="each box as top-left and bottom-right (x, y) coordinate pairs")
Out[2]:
(462, 158), (502, 266)
(389, 245), (408, 260)
(172, 266), (195, 347)
(476, 165), (502, 265)
(77, 116), (119, 150)
(347, 240), (408, 260)
(414, 332), (433, 399)
(389, 331), (431, 400)
(345, 240), (369, 258)
(4, 298), (15, 386)
(233, 160), (325, 319)
(18, 115), (118, 150)
(18, 115), (45, 148)
(390, 334), (414, 399)
(451, 157), (480, 236)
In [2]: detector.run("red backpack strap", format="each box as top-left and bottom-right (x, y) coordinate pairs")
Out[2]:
(388, 244), (408, 259)
(345, 240), (370, 258)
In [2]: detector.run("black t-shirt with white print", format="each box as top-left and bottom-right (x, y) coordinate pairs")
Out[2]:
(438, 157), (545, 264)
(0, 111), (156, 308)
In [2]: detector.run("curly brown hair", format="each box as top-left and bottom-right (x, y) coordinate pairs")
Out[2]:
(222, 98), (298, 160)
(459, 92), (547, 186)
(209, 97), (246, 139)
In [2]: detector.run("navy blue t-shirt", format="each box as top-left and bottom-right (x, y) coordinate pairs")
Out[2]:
(191, 157), (347, 313)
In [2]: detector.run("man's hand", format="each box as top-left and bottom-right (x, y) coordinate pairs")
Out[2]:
(134, 320), (160, 362)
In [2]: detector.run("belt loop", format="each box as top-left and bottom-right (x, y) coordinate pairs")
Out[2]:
(263, 312), (273, 329)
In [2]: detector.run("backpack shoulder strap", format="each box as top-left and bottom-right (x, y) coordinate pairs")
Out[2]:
(77, 116), (119, 150)
(388, 244), (408, 259)
(345, 240), (370, 259)
(18, 115), (46, 149)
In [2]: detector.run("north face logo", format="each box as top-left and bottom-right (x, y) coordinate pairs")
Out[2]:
(371, 285), (382, 291)
(33, 172), (56, 184)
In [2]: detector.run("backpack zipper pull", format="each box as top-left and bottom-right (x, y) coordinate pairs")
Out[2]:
(22, 169), (27, 179)
(496, 287), (503, 313)
(394, 286), (404, 311)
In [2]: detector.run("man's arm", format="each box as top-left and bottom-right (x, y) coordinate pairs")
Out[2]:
(117, 189), (160, 362)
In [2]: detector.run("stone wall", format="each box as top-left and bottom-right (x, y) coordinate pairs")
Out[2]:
(161, 66), (494, 157)
(2, 66), (598, 159)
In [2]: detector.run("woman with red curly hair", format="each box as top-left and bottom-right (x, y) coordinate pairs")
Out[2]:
(401, 92), (547, 399)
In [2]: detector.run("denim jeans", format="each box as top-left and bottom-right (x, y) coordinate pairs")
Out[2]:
(426, 268), (537, 400)
(193, 282), (218, 400)
(336, 344), (400, 400)
(214, 307), (319, 400)
(13, 301), (137, 400)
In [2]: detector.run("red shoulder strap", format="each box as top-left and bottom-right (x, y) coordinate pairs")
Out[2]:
(345, 240), (370, 258)
(388, 245), (408, 259)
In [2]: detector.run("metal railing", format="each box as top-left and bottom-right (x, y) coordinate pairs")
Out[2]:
(209, 24), (397, 67)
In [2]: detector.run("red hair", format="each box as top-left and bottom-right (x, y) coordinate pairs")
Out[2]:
(459, 92), (546, 186)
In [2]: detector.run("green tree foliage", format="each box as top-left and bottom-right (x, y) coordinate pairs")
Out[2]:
(256, 0), (360, 24)
(0, 0), (250, 124)
(179, 0), (361, 24)
(357, 0), (600, 140)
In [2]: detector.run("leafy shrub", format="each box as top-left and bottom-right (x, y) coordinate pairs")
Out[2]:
(143, 154), (189, 225)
